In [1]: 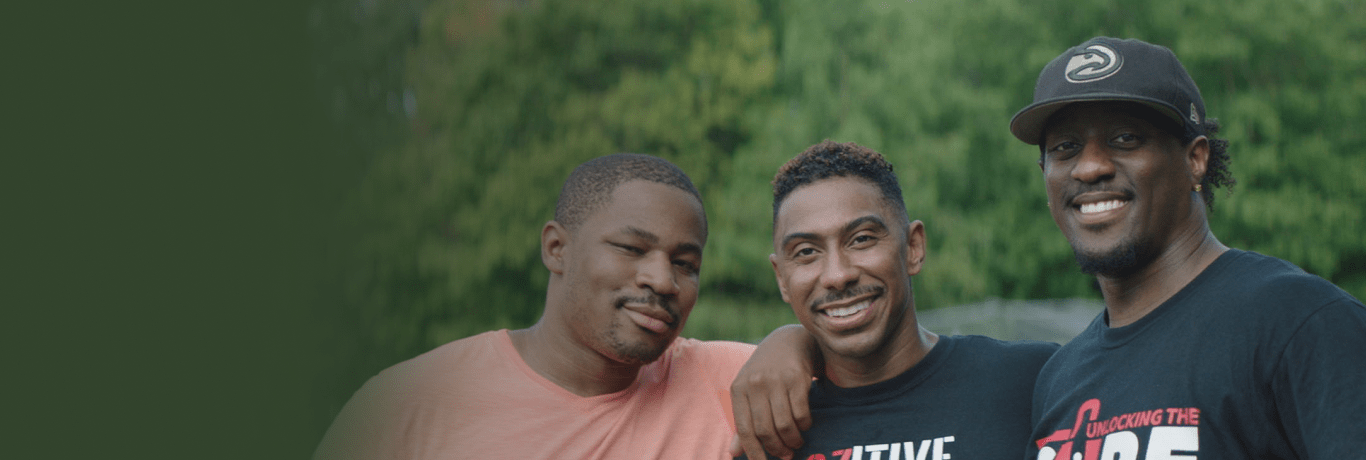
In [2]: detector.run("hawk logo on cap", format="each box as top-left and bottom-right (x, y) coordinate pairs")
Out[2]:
(1065, 44), (1123, 83)
(1190, 103), (1200, 124)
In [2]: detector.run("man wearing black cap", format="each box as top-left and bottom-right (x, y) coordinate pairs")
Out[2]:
(1010, 37), (1366, 460)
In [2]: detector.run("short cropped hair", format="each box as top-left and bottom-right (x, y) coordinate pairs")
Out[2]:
(555, 153), (705, 233)
(772, 140), (907, 224)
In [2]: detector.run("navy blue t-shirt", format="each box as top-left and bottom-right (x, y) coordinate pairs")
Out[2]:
(1029, 249), (1366, 460)
(746, 334), (1058, 460)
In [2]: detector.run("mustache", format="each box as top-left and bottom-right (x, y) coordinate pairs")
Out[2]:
(810, 285), (884, 310)
(614, 292), (679, 324)
(1063, 185), (1135, 206)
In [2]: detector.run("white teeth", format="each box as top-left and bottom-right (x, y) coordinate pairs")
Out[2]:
(825, 300), (870, 318)
(1079, 200), (1125, 214)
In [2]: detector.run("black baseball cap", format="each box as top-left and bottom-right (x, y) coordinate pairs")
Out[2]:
(1010, 37), (1206, 145)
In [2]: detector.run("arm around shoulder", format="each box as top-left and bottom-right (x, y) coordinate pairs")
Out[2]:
(730, 324), (821, 460)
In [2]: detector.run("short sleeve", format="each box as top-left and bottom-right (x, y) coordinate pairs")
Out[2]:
(1273, 298), (1366, 459)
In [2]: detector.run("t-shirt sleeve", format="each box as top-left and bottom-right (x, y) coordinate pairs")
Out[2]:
(693, 340), (758, 381)
(679, 339), (756, 434)
(313, 375), (400, 460)
(1273, 297), (1366, 459)
(312, 361), (435, 460)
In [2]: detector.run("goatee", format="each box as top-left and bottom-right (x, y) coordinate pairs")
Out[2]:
(1074, 240), (1144, 277)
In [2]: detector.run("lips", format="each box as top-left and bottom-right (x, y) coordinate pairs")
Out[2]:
(1079, 199), (1126, 214)
(824, 300), (870, 318)
(619, 299), (677, 334)
(813, 291), (881, 332)
(1067, 190), (1133, 226)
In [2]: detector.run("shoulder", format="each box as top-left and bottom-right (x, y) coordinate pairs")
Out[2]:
(1217, 250), (1360, 317)
(315, 331), (512, 460)
(951, 335), (1060, 359)
(944, 335), (1059, 376)
(662, 337), (756, 375)
(389, 330), (504, 377)
(358, 330), (511, 401)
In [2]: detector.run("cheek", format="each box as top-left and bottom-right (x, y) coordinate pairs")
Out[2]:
(790, 265), (822, 294)
(678, 276), (700, 302)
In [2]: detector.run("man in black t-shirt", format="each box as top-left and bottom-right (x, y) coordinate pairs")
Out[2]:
(1008, 36), (1366, 459)
(735, 141), (1057, 460)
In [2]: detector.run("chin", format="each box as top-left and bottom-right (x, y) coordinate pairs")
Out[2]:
(822, 331), (887, 360)
(607, 334), (673, 365)
(1071, 237), (1155, 277)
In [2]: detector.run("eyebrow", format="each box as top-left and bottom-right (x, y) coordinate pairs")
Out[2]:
(621, 226), (703, 255)
(779, 215), (888, 249)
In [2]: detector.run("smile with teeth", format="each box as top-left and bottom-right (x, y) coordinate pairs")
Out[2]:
(1079, 199), (1127, 214)
(823, 299), (872, 318)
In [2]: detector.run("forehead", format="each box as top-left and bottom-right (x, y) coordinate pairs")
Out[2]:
(1044, 102), (1172, 137)
(579, 179), (706, 243)
(775, 177), (891, 236)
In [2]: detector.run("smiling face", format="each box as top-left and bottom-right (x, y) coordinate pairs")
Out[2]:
(550, 179), (706, 365)
(1040, 101), (1205, 277)
(770, 176), (925, 364)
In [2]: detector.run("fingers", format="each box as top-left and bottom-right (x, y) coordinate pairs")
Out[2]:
(733, 373), (793, 460)
(748, 388), (793, 459)
(731, 384), (767, 459)
(789, 381), (812, 432)
(766, 382), (804, 453)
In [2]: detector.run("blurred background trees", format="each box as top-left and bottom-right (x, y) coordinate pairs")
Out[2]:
(312, 0), (1365, 423)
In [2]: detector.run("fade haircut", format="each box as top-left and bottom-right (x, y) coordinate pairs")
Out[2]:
(555, 153), (705, 234)
(772, 140), (907, 224)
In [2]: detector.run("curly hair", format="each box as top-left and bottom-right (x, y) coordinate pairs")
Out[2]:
(556, 153), (705, 234)
(1190, 118), (1235, 210)
(772, 140), (906, 224)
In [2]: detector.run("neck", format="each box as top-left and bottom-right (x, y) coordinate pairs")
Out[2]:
(823, 312), (939, 388)
(1097, 228), (1228, 328)
(508, 320), (643, 397)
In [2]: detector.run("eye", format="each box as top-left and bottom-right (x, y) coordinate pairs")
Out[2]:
(672, 259), (699, 275)
(851, 234), (877, 247)
(1045, 140), (1081, 159)
(790, 246), (818, 263)
(612, 243), (645, 255)
(1111, 132), (1142, 148)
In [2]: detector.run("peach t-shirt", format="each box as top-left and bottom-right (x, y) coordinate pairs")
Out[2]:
(315, 329), (755, 459)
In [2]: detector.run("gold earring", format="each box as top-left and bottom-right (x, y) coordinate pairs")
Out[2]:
(1194, 184), (1203, 192)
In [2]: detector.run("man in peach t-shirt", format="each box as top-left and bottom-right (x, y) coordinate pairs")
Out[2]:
(314, 154), (756, 459)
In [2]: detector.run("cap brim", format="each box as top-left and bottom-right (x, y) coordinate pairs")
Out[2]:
(1009, 94), (1186, 145)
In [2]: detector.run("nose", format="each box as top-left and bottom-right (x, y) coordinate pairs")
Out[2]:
(636, 252), (679, 297)
(1070, 140), (1116, 184)
(819, 248), (860, 294)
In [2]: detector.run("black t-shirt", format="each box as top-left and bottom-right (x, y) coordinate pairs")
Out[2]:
(746, 334), (1058, 460)
(1029, 249), (1366, 460)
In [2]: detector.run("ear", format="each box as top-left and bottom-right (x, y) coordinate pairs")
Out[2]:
(770, 253), (790, 304)
(1186, 136), (1210, 185)
(542, 221), (569, 275)
(904, 220), (927, 276)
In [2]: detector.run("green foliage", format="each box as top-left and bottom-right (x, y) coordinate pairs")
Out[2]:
(348, 0), (776, 367)
(337, 0), (1366, 379)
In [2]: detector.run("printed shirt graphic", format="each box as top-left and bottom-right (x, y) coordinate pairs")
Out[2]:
(1028, 250), (1366, 460)
(1032, 398), (1199, 460)
(741, 335), (1058, 460)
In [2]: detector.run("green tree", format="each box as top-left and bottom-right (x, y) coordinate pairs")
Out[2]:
(332, 0), (1366, 393)
(345, 0), (776, 375)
